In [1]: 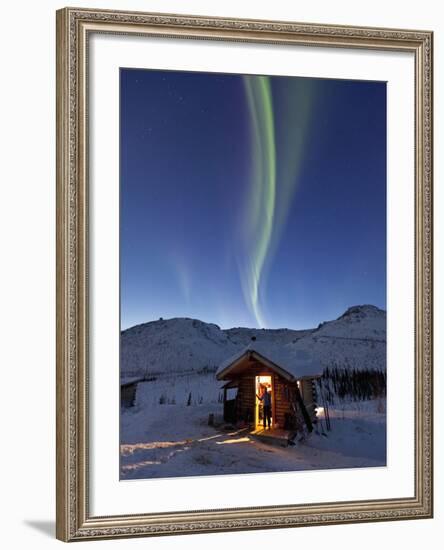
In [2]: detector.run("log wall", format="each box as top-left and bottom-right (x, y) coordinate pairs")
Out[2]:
(273, 376), (295, 428)
(226, 359), (318, 430)
(233, 361), (298, 428)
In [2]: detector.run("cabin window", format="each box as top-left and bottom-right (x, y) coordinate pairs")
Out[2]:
(226, 387), (238, 400)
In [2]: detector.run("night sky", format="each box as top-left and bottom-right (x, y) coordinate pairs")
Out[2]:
(120, 68), (386, 330)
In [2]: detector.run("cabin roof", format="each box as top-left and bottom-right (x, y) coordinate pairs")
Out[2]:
(215, 342), (322, 382)
(120, 376), (145, 387)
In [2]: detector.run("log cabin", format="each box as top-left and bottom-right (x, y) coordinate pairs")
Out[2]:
(216, 343), (322, 438)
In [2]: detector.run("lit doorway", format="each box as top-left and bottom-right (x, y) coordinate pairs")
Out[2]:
(255, 375), (273, 429)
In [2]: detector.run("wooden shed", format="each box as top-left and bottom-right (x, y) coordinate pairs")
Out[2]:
(120, 376), (144, 408)
(216, 344), (322, 436)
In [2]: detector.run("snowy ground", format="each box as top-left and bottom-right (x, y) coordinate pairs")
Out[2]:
(120, 375), (386, 480)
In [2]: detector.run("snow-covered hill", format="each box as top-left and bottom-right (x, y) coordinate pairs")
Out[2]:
(288, 305), (386, 373)
(314, 305), (386, 339)
(121, 305), (386, 381)
(121, 318), (237, 380)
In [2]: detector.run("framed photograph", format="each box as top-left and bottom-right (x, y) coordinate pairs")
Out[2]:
(56, 7), (433, 542)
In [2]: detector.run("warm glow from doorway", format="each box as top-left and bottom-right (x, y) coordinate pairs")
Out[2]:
(216, 437), (251, 445)
(255, 375), (273, 429)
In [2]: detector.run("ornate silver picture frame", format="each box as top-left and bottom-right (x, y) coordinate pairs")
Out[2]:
(56, 6), (433, 542)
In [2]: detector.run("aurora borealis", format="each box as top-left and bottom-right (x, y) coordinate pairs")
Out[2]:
(120, 69), (386, 330)
(240, 75), (316, 327)
(241, 76), (276, 327)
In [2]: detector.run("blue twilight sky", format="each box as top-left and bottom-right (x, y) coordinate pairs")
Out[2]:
(120, 68), (386, 330)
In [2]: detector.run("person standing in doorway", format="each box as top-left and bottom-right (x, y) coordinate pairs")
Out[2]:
(256, 386), (272, 429)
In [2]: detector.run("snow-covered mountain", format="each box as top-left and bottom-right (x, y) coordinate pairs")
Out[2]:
(287, 305), (386, 373)
(121, 318), (238, 380)
(314, 305), (386, 339)
(121, 305), (386, 381)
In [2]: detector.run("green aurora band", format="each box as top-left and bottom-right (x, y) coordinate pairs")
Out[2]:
(242, 76), (276, 328)
(241, 75), (316, 328)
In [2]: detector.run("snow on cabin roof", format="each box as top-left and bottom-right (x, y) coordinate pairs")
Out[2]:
(120, 375), (145, 386)
(215, 342), (322, 381)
